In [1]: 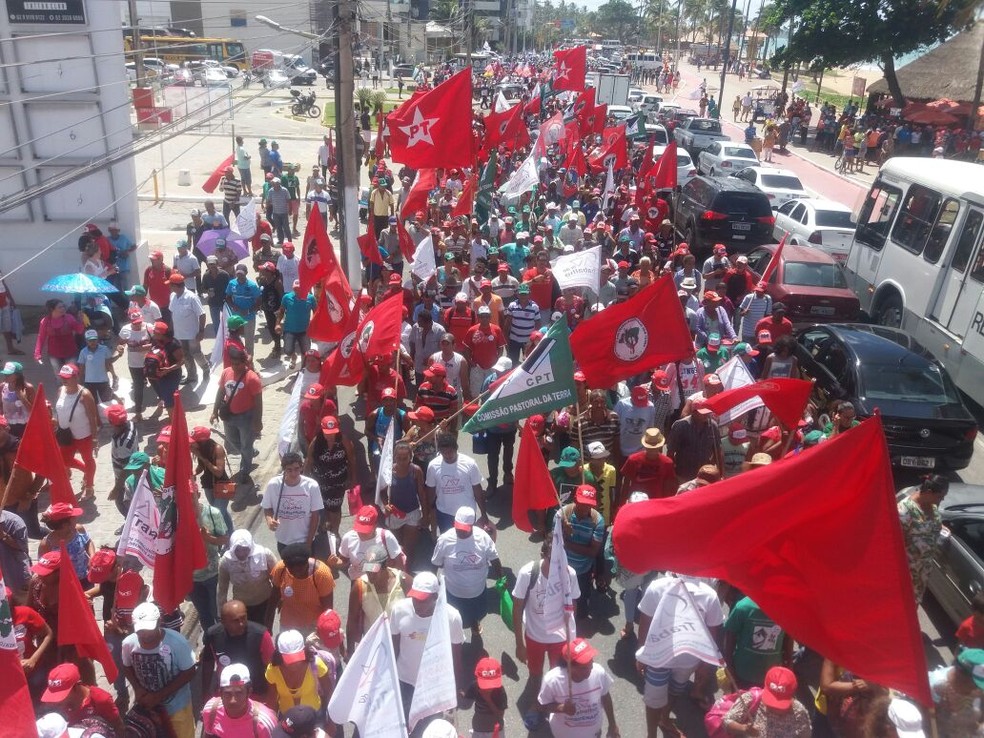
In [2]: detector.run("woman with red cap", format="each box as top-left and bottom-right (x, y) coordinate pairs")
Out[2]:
(54, 364), (99, 501)
(38, 502), (94, 585)
(304, 415), (356, 539)
(723, 665), (811, 736)
(190, 425), (233, 533)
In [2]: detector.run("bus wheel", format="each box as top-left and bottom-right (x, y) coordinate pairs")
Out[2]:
(876, 293), (903, 328)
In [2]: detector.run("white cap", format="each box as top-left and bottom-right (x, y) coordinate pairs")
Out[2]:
(477, 305), (492, 316)
(628, 491), (650, 503)
(276, 630), (306, 662)
(131, 602), (160, 632)
(492, 356), (512, 373)
(887, 699), (925, 738)
(35, 713), (69, 738)
(586, 440), (609, 459)
(421, 718), (459, 738)
(219, 663), (252, 687)
(454, 506), (476, 531)
(454, 292), (468, 303)
(408, 571), (440, 599)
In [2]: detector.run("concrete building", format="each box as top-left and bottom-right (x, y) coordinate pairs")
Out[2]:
(0, 0), (140, 304)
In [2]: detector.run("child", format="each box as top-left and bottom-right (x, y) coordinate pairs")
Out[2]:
(957, 591), (984, 649)
(306, 608), (347, 682)
(466, 657), (507, 738)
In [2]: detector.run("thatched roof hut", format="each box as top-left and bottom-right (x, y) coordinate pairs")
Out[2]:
(868, 24), (983, 103)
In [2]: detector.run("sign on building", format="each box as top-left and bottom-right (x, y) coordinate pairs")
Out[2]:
(6, 0), (86, 24)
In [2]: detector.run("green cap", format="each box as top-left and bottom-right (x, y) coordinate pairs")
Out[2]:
(802, 430), (824, 447)
(258, 138), (267, 144)
(558, 446), (581, 468)
(0, 361), (22, 375)
(176, 239), (189, 250)
(126, 285), (146, 297)
(227, 315), (247, 330)
(124, 451), (151, 470)
(957, 649), (984, 688)
(517, 283), (530, 294)
(522, 205), (531, 213)
(487, 247), (499, 256)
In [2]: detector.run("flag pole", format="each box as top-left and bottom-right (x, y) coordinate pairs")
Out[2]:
(574, 396), (586, 483)
(407, 375), (501, 448)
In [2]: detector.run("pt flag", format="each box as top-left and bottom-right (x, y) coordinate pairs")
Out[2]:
(552, 46), (586, 91)
(702, 378), (812, 429)
(14, 384), (74, 505)
(512, 421), (562, 532)
(298, 208), (334, 296)
(462, 319), (576, 433)
(387, 69), (474, 169)
(636, 577), (724, 668)
(0, 569), (38, 738)
(612, 418), (931, 706)
(571, 274), (693, 388)
(58, 543), (119, 682)
(153, 394), (207, 613)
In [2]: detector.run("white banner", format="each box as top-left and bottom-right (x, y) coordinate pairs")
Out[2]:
(544, 513), (576, 638)
(498, 153), (540, 200)
(410, 235), (436, 283)
(328, 614), (408, 738)
(602, 161), (615, 211)
(374, 419), (395, 506)
(494, 91), (510, 113)
(278, 369), (306, 457)
(715, 356), (763, 424)
(636, 577), (723, 668)
(116, 471), (160, 569)
(235, 197), (257, 240)
(551, 245), (601, 292)
(408, 577), (458, 730)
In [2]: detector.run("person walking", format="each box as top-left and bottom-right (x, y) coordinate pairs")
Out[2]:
(261, 452), (322, 554)
(537, 638), (620, 738)
(217, 530), (276, 625)
(211, 348), (262, 486)
(54, 364), (99, 502)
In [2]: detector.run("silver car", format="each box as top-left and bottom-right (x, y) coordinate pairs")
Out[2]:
(773, 198), (856, 263)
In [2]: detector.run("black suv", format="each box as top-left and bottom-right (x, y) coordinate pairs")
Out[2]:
(672, 175), (774, 256)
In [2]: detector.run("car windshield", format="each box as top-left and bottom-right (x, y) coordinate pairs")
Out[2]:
(760, 174), (804, 190)
(691, 120), (721, 132)
(677, 153), (692, 166)
(859, 362), (963, 405)
(724, 147), (756, 159)
(783, 261), (847, 288)
(815, 209), (856, 228)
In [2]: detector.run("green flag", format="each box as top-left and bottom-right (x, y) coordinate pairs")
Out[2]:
(475, 149), (497, 225)
(624, 113), (648, 141)
(462, 319), (576, 433)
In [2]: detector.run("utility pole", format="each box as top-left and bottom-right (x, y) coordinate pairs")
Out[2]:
(127, 0), (145, 84)
(717, 0), (738, 112)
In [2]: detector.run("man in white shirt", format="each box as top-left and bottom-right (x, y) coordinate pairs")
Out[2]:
(425, 433), (488, 532)
(431, 507), (502, 638)
(390, 572), (465, 719)
(636, 575), (724, 737)
(276, 242), (300, 289)
(167, 273), (206, 385)
(261, 452), (323, 554)
(173, 240), (202, 291)
(537, 638), (620, 738)
(511, 537), (581, 684)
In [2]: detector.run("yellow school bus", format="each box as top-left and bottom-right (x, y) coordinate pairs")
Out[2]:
(124, 35), (248, 70)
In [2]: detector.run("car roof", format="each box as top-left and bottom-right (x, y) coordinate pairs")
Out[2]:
(744, 166), (797, 177)
(813, 324), (941, 365)
(794, 198), (851, 213)
(752, 242), (838, 264)
(720, 142), (755, 151)
(701, 175), (768, 194)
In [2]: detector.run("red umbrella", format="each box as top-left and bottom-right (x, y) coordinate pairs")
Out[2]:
(905, 108), (959, 125)
(927, 98), (960, 110)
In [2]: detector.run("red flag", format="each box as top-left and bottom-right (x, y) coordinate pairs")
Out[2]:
(533, 111), (567, 158)
(512, 422), (560, 532)
(650, 141), (679, 190)
(308, 268), (355, 343)
(320, 308), (364, 387)
(452, 173), (478, 218)
(552, 46), (586, 91)
(571, 87), (595, 124)
(592, 104), (608, 134)
(571, 274), (693, 388)
(703, 378), (812, 429)
(525, 91), (541, 117)
(387, 69), (474, 169)
(202, 154), (235, 194)
(0, 569), (38, 738)
(760, 233), (786, 284)
(58, 543), (118, 682)
(153, 393), (207, 613)
(374, 113), (386, 159)
(358, 291), (404, 360)
(396, 221), (416, 262)
(635, 138), (657, 209)
(588, 127), (628, 173)
(400, 169), (438, 221)
(13, 384), (74, 505)
(326, 130), (335, 167)
(298, 209), (334, 296)
(612, 417), (931, 706)
(357, 229), (383, 266)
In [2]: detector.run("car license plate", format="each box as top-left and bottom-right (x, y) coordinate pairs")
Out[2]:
(732, 234), (746, 240)
(810, 306), (835, 316)
(733, 223), (751, 231)
(900, 456), (936, 469)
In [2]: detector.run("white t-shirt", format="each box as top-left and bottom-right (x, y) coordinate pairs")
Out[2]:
(638, 576), (724, 669)
(119, 324), (149, 369)
(431, 527), (499, 598)
(511, 560), (580, 644)
(338, 528), (403, 578)
(169, 290), (205, 340)
(425, 454), (484, 515)
(538, 662), (613, 738)
(261, 475), (324, 546)
(389, 597), (465, 684)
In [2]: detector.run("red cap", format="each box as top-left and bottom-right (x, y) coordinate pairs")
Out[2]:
(703, 291), (721, 303)
(42, 662), (81, 702)
(475, 657), (503, 689)
(762, 666), (797, 710)
(87, 549), (117, 584)
(305, 383), (324, 399)
(425, 362), (446, 378)
(563, 637), (598, 665)
(575, 484), (598, 506)
(282, 242), (295, 253)
(408, 406), (435, 423)
(497, 264), (510, 272)
(45, 502), (83, 521)
(388, 274), (402, 285)
(127, 309), (143, 323)
(617, 260), (629, 269)
(167, 273), (186, 284)
(149, 250), (164, 260)
(652, 369), (671, 390)
(353, 505), (378, 534)
(574, 370), (586, 382)
(106, 404), (128, 425)
(260, 261), (277, 272)
(631, 385), (650, 406)
(480, 279), (492, 288)
(527, 414), (545, 432)
(190, 426), (211, 442)
(321, 416), (341, 434)
(153, 321), (169, 334)
(316, 610), (343, 648)
(31, 551), (62, 576)
(58, 364), (79, 378)
(381, 387), (397, 400)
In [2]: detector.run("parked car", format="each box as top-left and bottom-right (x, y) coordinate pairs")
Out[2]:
(607, 105), (634, 122)
(773, 198), (857, 263)
(794, 323), (977, 471)
(201, 66), (231, 86)
(674, 117), (730, 156)
(697, 141), (759, 176)
(745, 243), (860, 323)
(627, 88), (645, 104)
(262, 69), (290, 88)
(732, 166), (809, 208)
(652, 144), (698, 188)
(644, 123), (670, 146)
(637, 94), (663, 116)
(897, 483), (984, 624)
(672, 175), (774, 255)
(170, 68), (195, 86)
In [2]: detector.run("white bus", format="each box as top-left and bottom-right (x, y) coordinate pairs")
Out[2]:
(626, 51), (662, 70)
(845, 157), (984, 406)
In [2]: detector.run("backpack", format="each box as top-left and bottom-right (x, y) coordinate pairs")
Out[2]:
(704, 686), (762, 738)
(74, 716), (114, 738)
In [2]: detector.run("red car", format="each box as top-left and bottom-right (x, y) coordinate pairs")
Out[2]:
(745, 243), (860, 323)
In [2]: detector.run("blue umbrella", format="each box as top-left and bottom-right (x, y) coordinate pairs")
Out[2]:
(41, 273), (119, 294)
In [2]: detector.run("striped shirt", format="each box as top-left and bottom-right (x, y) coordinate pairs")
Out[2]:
(737, 292), (772, 340)
(573, 412), (621, 457)
(560, 504), (605, 575)
(416, 381), (458, 420)
(220, 176), (242, 205)
(505, 299), (540, 344)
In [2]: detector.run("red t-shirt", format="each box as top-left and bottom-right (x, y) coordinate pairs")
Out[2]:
(464, 323), (506, 370)
(754, 315), (794, 342)
(143, 266), (172, 308)
(66, 686), (120, 726)
(620, 451), (677, 499)
(521, 268), (554, 312)
(219, 367), (262, 414)
(366, 365), (407, 406)
(14, 605), (46, 658)
(957, 616), (984, 648)
(443, 307), (476, 351)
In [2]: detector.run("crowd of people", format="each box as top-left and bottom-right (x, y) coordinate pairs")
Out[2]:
(1, 50), (970, 738)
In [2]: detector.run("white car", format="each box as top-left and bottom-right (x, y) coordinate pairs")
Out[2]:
(652, 144), (698, 187)
(607, 105), (634, 122)
(732, 166), (809, 208)
(201, 66), (231, 86)
(773, 198), (857, 262)
(628, 88), (645, 104)
(638, 94), (663, 116)
(644, 123), (670, 146)
(697, 141), (759, 176)
(262, 69), (290, 88)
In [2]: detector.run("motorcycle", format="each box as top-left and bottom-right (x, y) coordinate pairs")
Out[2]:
(290, 88), (321, 118)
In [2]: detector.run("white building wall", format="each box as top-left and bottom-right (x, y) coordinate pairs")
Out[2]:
(200, 1), (321, 65)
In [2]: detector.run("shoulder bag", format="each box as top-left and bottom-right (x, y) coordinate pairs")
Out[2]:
(217, 369), (246, 421)
(55, 390), (83, 447)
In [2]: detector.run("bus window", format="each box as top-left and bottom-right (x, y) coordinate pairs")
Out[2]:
(891, 184), (942, 256)
(855, 182), (901, 251)
(970, 240), (984, 283)
(951, 210), (984, 273)
(208, 43), (224, 59)
(226, 43), (246, 64)
(923, 199), (960, 264)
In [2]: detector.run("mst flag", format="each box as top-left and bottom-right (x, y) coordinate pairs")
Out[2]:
(0, 570), (38, 738)
(387, 69), (474, 169)
(551, 245), (601, 291)
(612, 418), (932, 706)
(650, 141), (679, 191)
(14, 384), (74, 505)
(320, 308), (365, 387)
(589, 128), (628, 172)
(59, 543), (119, 682)
(636, 577), (724, 668)
(475, 150), (497, 224)
(308, 264), (355, 344)
(703, 378), (813, 429)
(552, 46), (586, 91)
(513, 421), (562, 532)
(571, 274), (693, 388)
(463, 319), (576, 432)
(298, 208), (334, 296)
(202, 154), (235, 193)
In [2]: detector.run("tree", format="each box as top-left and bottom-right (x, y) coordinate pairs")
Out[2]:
(767, 0), (976, 106)
(593, 0), (641, 41)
